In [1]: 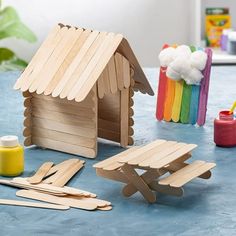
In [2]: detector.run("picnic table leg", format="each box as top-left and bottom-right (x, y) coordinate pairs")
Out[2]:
(121, 164), (156, 203)
(122, 169), (165, 197)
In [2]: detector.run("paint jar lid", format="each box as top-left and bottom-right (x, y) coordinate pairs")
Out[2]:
(219, 111), (234, 121)
(0, 136), (19, 147)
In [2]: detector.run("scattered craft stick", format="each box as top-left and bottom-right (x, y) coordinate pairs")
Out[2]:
(52, 160), (84, 187)
(0, 178), (91, 197)
(0, 158), (111, 212)
(28, 162), (54, 184)
(16, 190), (98, 211)
(0, 198), (69, 210)
(43, 160), (80, 185)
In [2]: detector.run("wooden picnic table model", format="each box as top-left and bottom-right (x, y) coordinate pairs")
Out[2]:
(94, 139), (216, 203)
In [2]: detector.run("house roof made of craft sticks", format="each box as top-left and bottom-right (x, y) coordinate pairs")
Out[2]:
(14, 24), (154, 102)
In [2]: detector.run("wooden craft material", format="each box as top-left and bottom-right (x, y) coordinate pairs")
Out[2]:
(163, 78), (175, 121)
(156, 45), (212, 126)
(197, 48), (213, 126)
(0, 198), (69, 210)
(16, 190), (97, 211)
(28, 162), (54, 184)
(94, 139), (216, 203)
(0, 158), (111, 212)
(14, 23), (154, 158)
(171, 80), (183, 122)
(0, 178), (92, 197)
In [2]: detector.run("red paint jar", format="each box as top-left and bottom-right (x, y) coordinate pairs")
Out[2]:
(214, 110), (236, 147)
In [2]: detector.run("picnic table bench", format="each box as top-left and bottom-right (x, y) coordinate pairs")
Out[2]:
(93, 139), (216, 203)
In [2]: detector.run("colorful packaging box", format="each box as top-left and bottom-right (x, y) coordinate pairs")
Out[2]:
(205, 8), (231, 47)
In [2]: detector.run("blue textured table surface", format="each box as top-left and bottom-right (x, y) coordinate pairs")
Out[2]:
(0, 67), (236, 236)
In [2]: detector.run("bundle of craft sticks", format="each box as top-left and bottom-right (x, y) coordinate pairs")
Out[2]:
(0, 159), (112, 211)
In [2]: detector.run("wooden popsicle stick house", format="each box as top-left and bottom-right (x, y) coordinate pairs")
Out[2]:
(14, 24), (154, 158)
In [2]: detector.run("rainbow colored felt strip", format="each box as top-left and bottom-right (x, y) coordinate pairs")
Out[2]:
(156, 45), (212, 126)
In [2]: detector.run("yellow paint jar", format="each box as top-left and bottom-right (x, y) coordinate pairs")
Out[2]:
(0, 136), (24, 176)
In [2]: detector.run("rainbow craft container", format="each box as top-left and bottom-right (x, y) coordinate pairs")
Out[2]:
(156, 45), (212, 126)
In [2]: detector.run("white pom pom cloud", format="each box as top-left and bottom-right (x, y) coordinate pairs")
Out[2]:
(159, 45), (208, 85)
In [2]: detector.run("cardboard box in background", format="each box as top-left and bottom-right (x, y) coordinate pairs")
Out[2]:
(205, 8), (231, 47)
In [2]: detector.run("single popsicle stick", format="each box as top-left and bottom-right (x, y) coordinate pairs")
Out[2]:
(28, 26), (69, 93)
(14, 25), (61, 90)
(52, 161), (84, 187)
(180, 81), (192, 124)
(0, 198), (69, 210)
(102, 66), (111, 94)
(156, 44), (169, 120)
(75, 34), (123, 102)
(156, 67), (168, 120)
(188, 46), (199, 125)
(63, 186), (96, 198)
(107, 56), (118, 94)
(114, 52), (124, 90)
(123, 56), (130, 88)
(66, 195), (111, 207)
(163, 78), (175, 121)
(197, 48), (212, 126)
(189, 85), (200, 124)
(16, 190), (97, 211)
(28, 162), (54, 184)
(171, 80), (184, 122)
(97, 73), (105, 99)
(120, 88), (129, 147)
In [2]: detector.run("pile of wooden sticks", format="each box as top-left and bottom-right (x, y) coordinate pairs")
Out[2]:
(0, 159), (112, 211)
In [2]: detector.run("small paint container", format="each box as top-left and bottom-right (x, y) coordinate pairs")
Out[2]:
(214, 111), (236, 147)
(0, 136), (24, 176)
(227, 32), (236, 55)
(220, 29), (233, 51)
